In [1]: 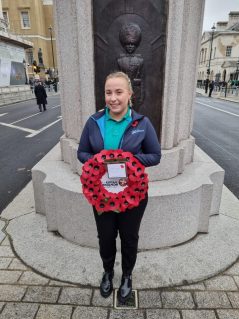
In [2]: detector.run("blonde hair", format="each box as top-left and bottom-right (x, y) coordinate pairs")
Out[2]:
(105, 71), (133, 107)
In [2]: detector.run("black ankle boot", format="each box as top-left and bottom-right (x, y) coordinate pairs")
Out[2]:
(100, 271), (114, 298)
(118, 274), (132, 303)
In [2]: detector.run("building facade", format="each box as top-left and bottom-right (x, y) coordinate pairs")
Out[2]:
(198, 12), (239, 84)
(2, 0), (56, 79)
(0, 0), (33, 88)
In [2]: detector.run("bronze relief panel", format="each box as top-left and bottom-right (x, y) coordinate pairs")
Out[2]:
(93, 0), (168, 138)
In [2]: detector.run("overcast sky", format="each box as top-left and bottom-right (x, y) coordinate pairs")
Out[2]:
(203, 0), (239, 31)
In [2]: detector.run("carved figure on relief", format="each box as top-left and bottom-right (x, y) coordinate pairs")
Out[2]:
(117, 23), (144, 109)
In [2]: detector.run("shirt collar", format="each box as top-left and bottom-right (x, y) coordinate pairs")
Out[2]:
(105, 106), (131, 122)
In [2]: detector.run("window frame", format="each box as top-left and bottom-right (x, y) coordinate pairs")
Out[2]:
(2, 11), (9, 28)
(20, 10), (31, 29)
(26, 48), (34, 65)
(226, 46), (232, 57)
(2, 11), (9, 24)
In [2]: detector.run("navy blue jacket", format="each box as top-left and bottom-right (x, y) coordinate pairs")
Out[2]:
(77, 108), (161, 167)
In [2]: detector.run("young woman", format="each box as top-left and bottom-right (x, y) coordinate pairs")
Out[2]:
(77, 71), (161, 302)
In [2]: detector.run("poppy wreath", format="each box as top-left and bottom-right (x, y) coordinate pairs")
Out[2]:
(80, 149), (149, 213)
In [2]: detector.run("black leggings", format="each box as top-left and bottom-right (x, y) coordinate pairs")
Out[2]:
(93, 194), (148, 275)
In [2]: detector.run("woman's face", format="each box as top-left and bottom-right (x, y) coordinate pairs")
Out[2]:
(105, 77), (132, 119)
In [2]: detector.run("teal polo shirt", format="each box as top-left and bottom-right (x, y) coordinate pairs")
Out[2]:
(104, 107), (132, 150)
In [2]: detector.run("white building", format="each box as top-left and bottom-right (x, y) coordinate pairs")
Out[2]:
(0, 0), (33, 87)
(198, 12), (239, 83)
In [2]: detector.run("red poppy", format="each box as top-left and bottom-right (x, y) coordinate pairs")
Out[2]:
(131, 120), (139, 127)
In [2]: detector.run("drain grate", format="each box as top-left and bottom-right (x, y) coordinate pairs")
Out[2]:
(114, 289), (138, 309)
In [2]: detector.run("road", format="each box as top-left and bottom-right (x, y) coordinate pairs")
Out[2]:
(0, 94), (238, 212)
(0, 95), (63, 213)
(192, 95), (239, 199)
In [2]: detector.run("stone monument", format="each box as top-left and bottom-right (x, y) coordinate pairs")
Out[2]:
(38, 48), (44, 66)
(32, 0), (224, 250)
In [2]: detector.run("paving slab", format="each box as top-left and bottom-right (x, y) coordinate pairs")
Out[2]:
(109, 309), (145, 319)
(0, 247), (14, 258)
(0, 303), (4, 312)
(72, 306), (108, 319)
(224, 263), (239, 276)
(0, 221), (6, 243)
(8, 258), (28, 270)
(23, 286), (60, 303)
(0, 270), (22, 284)
(36, 304), (73, 319)
(146, 309), (180, 319)
(227, 292), (239, 308)
(217, 309), (239, 319)
(0, 285), (26, 301)
(0, 302), (39, 319)
(181, 310), (217, 319)
(161, 291), (195, 309)
(0, 257), (12, 269)
(138, 290), (162, 308)
(92, 289), (114, 307)
(0, 236), (10, 246)
(194, 292), (231, 309)
(204, 276), (238, 291)
(234, 276), (239, 288)
(18, 271), (50, 285)
(58, 287), (92, 305)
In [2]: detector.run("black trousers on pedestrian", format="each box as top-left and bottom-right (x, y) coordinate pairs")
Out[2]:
(93, 194), (148, 275)
(38, 104), (46, 111)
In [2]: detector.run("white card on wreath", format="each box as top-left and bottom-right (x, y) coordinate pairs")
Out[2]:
(107, 163), (127, 178)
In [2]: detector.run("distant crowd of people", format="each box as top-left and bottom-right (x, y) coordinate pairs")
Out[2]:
(197, 78), (239, 97)
(29, 78), (58, 93)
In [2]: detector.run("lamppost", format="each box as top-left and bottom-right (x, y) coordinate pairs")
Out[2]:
(48, 25), (57, 92)
(48, 25), (56, 77)
(205, 24), (216, 94)
(235, 59), (239, 81)
(23, 59), (28, 84)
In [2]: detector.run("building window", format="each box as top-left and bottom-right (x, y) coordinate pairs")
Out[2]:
(2, 11), (9, 28)
(20, 11), (30, 28)
(26, 49), (34, 65)
(213, 47), (216, 59)
(204, 48), (207, 63)
(200, 49), (204, 64)
(226, 46), (232, 57)
(2, 11), (9, 23)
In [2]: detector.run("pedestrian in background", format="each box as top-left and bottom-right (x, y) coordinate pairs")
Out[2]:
(77, 71), (161, 303)
(208, 80), (214, 97)
(34, 81), (47, 112)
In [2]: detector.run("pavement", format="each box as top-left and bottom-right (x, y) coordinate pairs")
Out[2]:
(0, 176), (239, 318)
(196, 87), (239, 104)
